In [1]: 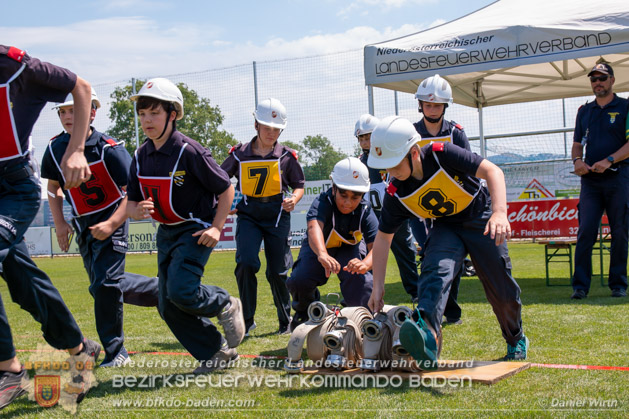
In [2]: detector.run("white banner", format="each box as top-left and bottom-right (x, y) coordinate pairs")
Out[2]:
(24, 227), (52, 256)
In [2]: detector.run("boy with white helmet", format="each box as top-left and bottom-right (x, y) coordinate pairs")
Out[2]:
(286, 157), (379, 330)
(367, 116), (527, 370)
(126, 78), (245, 374)
(221, 98), (305, 335)
(41, 88), (159, 368)
(414, 74), (475, 325)
(356, 114), (420, 302)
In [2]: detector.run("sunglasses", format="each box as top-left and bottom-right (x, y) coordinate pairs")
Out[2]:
(590, 75), (609, 83)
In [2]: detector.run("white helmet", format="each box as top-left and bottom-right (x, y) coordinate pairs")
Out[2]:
(367, 116), (421, 169)
(330, 157), (370, 193)
(254, 98), (287, 129)
(354, 114), (380, 137)
(415, 74), (453, 104)
(52, 87), (101, 110)
(130, 78), (184, 120)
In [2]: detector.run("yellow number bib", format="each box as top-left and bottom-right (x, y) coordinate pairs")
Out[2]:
(417, 133), (452, 148)
(239, 159), (282, 197)
(397, 152), (476, 219)
(325, 229), (363, 249)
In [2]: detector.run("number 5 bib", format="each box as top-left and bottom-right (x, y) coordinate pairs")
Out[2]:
(49, 137), (123, 216)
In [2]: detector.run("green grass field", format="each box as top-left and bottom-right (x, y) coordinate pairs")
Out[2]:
(2, 243), (628, 417)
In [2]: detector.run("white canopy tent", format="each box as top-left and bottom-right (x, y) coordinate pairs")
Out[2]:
(364, 0), (629, 155)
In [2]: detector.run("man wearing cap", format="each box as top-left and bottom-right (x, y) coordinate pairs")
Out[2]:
(571, 63), (629, 299)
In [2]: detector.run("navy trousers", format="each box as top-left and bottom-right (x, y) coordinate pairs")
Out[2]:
(378, 211), (420, 301)
(76, 219), (158, 363)
(234, 200), (292, 329)
(287, 241), (373, 313)
(0, 168), (83, 360)
(156, 222), (230, 361)
(418, 209), (523, 347)
(573, 168), (629, 293)
(411, 217), (462, 321)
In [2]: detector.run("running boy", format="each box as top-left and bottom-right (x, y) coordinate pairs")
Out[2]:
(0, 45), (99, 410)
(221, 98), (305, 335)
(286, 157), (379, 330)
(126, 78), (244, 373)
(367, 116), (527, 370)
(41, 88), (159, 367)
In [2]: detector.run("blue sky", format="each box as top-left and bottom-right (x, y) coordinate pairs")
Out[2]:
(2, 0), (495, 83)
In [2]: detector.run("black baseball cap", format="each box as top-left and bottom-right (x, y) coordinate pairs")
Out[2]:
(588, 63), (614, 77)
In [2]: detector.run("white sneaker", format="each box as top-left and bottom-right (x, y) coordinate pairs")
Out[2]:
(100, 352), (130, 368)
(245, 322), (257, 337)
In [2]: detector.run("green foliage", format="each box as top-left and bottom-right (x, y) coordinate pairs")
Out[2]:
(300, 135), (348, 181)
(106, 80), (236, 162)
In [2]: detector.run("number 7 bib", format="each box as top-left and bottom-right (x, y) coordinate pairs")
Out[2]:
(239, 159), (282, 197)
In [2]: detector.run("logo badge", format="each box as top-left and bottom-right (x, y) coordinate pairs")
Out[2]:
(35, 375), (61, 408)
(375, 147), (382, 156)
(146, 82), (153, 89)
(271, 111), (277, 118)
(609, 112), (619, 124)
(352, 171), (359, 179)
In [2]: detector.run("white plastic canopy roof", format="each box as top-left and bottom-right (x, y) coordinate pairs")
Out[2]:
(364, 0), (629, 108)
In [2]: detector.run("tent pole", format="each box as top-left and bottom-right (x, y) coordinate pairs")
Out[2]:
(368, 85), (375, 115)
(475, 79), (486, 158)
(478, 103), (486, 158)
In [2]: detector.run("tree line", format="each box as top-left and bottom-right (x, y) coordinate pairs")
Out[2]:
(106, 80), (354, 181)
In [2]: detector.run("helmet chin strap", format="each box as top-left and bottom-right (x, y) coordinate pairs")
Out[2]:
(158, 104), (176, 140)
(406, 151), (414, 175)
(419, 102), (447, 124)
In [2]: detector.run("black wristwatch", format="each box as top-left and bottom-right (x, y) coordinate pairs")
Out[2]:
(607, 155), (615, 164)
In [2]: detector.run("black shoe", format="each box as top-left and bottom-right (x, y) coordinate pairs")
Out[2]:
(278, 321), (291, 335)
(290, 312), (307, 332)
(611, 289), (627, 298)
(442, 317), (463, 326)
(71, 338), (101, 404)
(244, 320), (257, 337)
(0, 369), (27, 410)
(571, 289), (587, 300)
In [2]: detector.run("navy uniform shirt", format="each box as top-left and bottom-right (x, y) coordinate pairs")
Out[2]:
(573, 94), (629, 179)
(359, 152), (387, 187)
(413, 119), (471, 151)
(127, 130), (231, 224)
(306, 188), (379, 246)
(0, 45), (76, 170)
(221, 136), (305, 193)
(379, 142), (488, 234)
(41, 128), (131, 227)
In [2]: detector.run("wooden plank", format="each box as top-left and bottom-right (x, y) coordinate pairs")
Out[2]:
(301, 360), (530, 385)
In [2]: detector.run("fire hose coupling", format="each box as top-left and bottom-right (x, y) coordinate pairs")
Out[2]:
(358, 358), (380, 371)
(307, 301), (332, 323)
(325, 354), (347, 370)
(392, 339), (409, 356)
(283, 358), (304, 373)
(323, 329), (346, 350)
(391, 306), (413, 327)
(362, 318), (384, 340)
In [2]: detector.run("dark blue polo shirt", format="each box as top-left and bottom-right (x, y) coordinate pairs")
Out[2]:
(573, 94), (629, 179)
(306, 188), (379, 245)
(413, 119), (471, 151)
(127, 130), (231, 224)
(41, 128), (131, 226)
(379, 142), (488, 234)
(221, 136), (305, 193)
(0, 45), (76, 170)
